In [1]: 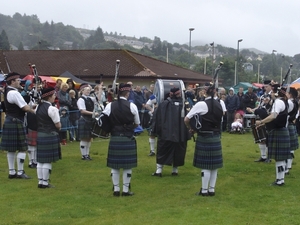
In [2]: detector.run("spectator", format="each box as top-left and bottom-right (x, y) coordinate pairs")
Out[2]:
(236, 87), (245, 113)
(244, 87), (257, 112)
(134, 85), (146, 127)
(225, 88), (239, 132)
(127, 81), (135, 103)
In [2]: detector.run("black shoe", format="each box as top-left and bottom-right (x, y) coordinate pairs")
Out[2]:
(38, 183), (55, 188)
(148, 151), (155, 156)
(270, 180), (284, 186)
(195, 190), (209, 196)
(208, 191), (215, 196)
(8, 173), (17, 179)
(195, 188), (209, 196)
(254, 157), (266, 162)
(171, 172), (178, 176)
(113, 191), (120, 197)
(264, 158), (272, 163)
(122, 191), (134, 196)
(16, 171), (31, 179)
(151, 172), (162, 177)
(28, 163), (37, 168)
(82, 155), (92, 160)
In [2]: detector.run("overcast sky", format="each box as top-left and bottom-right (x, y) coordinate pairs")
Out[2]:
(2, 0), (300, 56)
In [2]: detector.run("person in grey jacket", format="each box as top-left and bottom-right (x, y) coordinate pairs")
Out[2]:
(225, 88), (240, 132)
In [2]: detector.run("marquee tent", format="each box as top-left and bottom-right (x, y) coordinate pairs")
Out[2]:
(232, 82), (259, 93)
(22, 75), (56, 88)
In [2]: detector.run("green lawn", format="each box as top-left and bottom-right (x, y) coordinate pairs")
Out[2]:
(1, 131), (300, 225)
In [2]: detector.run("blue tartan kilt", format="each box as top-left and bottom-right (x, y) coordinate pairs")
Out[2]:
(107, 136), (137, 169)
(1, 116), (27, 152)
(267, 128), (291, 161)
(193, 134), (223, 170)
(37, 132), (61, 163)
(78, 117), (93, 140)
(288, 124), (299, 151)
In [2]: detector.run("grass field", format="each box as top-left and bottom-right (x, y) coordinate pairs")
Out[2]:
(1, 131), (300, 225)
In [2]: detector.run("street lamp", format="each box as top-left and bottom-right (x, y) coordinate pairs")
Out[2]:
(189, 28), (195, 68)
(272, 50), (277, 78)
(210, 42), (215, 77)
(234, 39), (243, 85)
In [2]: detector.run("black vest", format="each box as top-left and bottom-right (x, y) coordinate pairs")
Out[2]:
(268, 98), (288, 130)
(36, 102), (57, 133)
(110, 99), (135, 133)
(288, 99), (298, 123)
(80, 96), (94, 120)
(4, 87), (25, 119)
(200, 98), (223, 132)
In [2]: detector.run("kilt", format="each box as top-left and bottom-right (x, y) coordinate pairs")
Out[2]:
(267, 128), (291, 161)
(156, 139), (186, 166)
(288, 124), (299, 151)
(193, 134), (223, 170)
(37, 132), (61, 163)
(78, 117), (93, 140)
(27, 128), (37, 146)
(107, 136), (137, 169)
(1, 116), (27, 152)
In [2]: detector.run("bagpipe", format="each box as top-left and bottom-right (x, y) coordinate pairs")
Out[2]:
(28, 63), (42, 105)
(90, 60), (120, 138)
(112, 59), (120, 101)
(189, 62), (223, 133)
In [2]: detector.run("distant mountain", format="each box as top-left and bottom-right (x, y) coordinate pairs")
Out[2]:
(241, 48), (268, 55)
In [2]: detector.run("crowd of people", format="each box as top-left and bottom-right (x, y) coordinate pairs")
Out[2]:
(0, 72), (299, 196)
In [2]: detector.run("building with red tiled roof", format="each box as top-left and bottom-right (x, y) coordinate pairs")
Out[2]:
(0, 49), (213, 87)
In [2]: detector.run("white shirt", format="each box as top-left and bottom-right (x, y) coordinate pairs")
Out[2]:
(271, 98), (286, 115)
(102, 97), (140, 125)
(7, 86), (27, 109)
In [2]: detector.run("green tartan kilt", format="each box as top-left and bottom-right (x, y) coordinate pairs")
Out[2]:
(193, 134), (223, 170)
(1, 117), (27, 152)
(288, 124), (299, 151)
(107, 136), (137, 169)
(78, 117), (93, 140)
(267, 128), (291, 161)
(37, 132), (61, 163)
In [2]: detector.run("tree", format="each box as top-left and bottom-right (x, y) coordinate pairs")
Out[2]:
(18, 42), (24, 50)
(0, 29), (10, 50)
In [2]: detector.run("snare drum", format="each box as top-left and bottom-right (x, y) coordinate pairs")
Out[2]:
(91, 119), (110, 139)
(244, 114), (256, 130)
(251, 124), (267, 143)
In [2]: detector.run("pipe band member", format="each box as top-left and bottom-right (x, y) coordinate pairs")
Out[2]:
(285, 87), (299, 175)
(1, 72), (35, 179)
(152, 86), (190, 177)
(102, 83), (140, 197)
(184, 82), (223, 196)
(36, 87), (61, 188)
(255, 83), (290, 186)
(77, 83), (102, 160)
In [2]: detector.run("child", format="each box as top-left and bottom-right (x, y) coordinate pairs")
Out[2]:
(231, 112), (243, 132)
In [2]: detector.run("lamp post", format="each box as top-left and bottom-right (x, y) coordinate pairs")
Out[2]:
(234, 39), (243, 85)
(189, 28), (195, 68)
(272, 50), (277, 78)
(210, 42), (215, 77)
